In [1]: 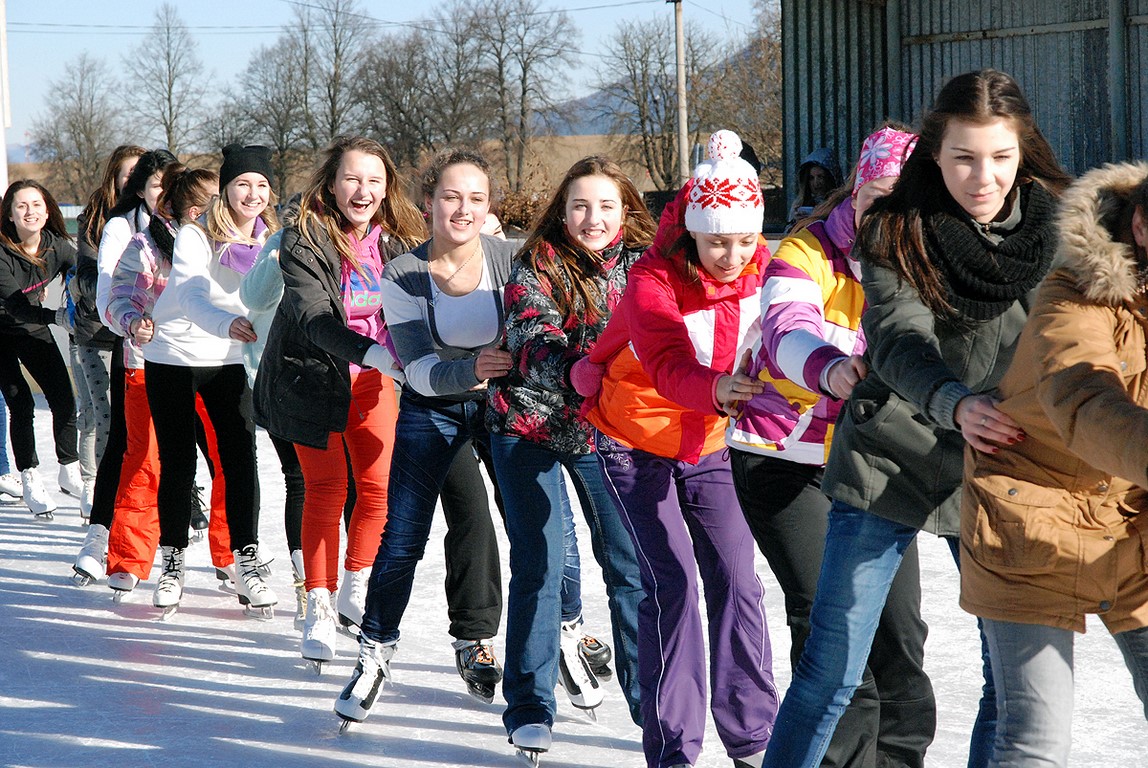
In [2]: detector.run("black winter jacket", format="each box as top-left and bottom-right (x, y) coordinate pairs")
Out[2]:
(0, 231), (76, 342)
(70, 214), (118, 349)
(253, 224), (405, 449)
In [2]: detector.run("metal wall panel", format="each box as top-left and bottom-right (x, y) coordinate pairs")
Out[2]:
(781, 0), (1141, 202)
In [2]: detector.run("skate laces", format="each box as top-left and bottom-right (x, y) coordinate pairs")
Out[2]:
(463, 642), (496, 669)
(161, 548), (184, 575)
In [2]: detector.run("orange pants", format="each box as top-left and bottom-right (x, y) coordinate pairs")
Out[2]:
(297, 369), (397, 592)
(106, 370), (231, 579)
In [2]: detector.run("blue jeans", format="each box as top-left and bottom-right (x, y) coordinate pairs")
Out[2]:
(945, 537), (998, 768)
(982, 619), (1148, 767)
(360, 398), (502, 644)
(492, 434), (642, 732)
(763, 502), (923, 768)
(0, 393), (9, 475)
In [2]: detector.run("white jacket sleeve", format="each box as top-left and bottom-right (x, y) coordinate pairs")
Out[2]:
(169, 225), (243, 339)
(96, 216), (134, 335)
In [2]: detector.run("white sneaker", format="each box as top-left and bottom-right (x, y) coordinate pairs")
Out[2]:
(73, 523), (109, 581)
(337, 567), (371, 629)
(0, 472), (21, 498)
(108, 572), (140, 592)
(233, 544), (277, 609)
(153, 546), (185, 608)
(79, 479), (95, 520)
(21, 468), (56, 518)
(301, 588), (337, 663)
(58, 462), (83, 496)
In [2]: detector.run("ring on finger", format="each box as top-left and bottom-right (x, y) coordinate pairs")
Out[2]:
(979, 416), (987, 426)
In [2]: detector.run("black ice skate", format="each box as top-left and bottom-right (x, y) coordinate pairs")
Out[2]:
(453, 639), (502, 704)
(189, 485), (208, 541)
(577, 631), (613, 681)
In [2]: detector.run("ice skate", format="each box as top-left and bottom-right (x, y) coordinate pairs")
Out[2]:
(21, 468), (56, 520)
(72, 523), (109, 585)
(453, 639), (502, 704)
(511, 723), (551, 766)
(79, 479), (94, 523)
(215, 563), (237, 593)
(108, 572), (139, 603)
(334, 635), (396, 730)
(153, 546), (185, 618)
(233, 544), (277, 619)
(0, 471), (23, 499)
(301, 588), (337, 674)
(290, 549), (306, 631)
(336, 567), (370, 633)
(558, 619), (603, 720)
(58, 462), (83, 497)
(189, 485), (208, 541)
(578, 629), (613, 681)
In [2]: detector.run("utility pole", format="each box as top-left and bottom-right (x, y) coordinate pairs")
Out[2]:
(667, 0), (688, 186)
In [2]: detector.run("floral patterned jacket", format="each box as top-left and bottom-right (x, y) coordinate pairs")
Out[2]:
(487, 239), (644, 454)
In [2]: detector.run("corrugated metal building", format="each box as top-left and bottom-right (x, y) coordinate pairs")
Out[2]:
(782, 0), (1145, 197)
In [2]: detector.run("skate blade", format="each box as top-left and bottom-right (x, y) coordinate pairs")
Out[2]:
(190, 529), (205, 542)
(158, 605), (179, 621)
(338, 717), (354, 734)
(307, 659), (327, 675)
(71, 571), (93, 587)
(515, 748), (542, 766)
(111, 590), (131, 604)
(464, 684), (495, 705)
(32, 510), (55, 521)
(243, 605), (275, 620)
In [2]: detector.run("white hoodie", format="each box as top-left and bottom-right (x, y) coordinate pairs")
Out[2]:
(143, 223), (258, 367)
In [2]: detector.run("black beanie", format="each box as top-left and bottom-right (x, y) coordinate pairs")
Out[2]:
(219, 144), (274, 191)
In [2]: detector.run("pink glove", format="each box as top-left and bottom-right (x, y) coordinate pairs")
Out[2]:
(570, 356), (606, 398)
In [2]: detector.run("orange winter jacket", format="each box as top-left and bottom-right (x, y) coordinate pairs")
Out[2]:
(583, 185), (768, 463)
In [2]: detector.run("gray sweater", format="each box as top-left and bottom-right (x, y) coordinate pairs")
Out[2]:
(381, 233), (515, 401)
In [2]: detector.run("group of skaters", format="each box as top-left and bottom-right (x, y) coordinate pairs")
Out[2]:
(2, 66), (1147, 768)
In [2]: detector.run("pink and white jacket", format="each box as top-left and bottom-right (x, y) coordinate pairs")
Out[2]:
(105, 223), (174, 369)
(727, 198), (866, 464)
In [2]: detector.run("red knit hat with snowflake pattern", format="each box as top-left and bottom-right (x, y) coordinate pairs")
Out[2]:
(684, 130), (764, 235)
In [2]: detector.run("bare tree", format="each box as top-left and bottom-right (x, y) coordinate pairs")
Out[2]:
(471, 0), (578, 192)
(355, 8), (499, 168)
(289, 0), (372, 149)
(27, 53), (127, 203)
(239, 38), (312, 200)
(694, 0), (783, 185)
(127, 3), (207, 154)
(597, 19), (714, 191)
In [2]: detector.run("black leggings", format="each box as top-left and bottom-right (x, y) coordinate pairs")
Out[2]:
(89, 342), (126, 528)
(0, 333), (78, 471)
(146, 361), (259, 550)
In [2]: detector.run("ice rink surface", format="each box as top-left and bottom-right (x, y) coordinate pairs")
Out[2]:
(1, 397), (1145, 767)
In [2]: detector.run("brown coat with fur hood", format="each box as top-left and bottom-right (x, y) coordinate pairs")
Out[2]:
(960, 161), (1148, 633)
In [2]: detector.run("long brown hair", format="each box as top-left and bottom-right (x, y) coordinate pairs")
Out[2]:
(79, 144), (146, 248)
(157, 165), (219, 226)
(858, 69), (1073, 317)
(296, 136), (426, 273)
(0, 180), (70, 267)
(520, 156), (656, 323)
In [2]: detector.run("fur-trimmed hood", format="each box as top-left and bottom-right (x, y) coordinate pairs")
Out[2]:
(1054, 161), (1148, 305)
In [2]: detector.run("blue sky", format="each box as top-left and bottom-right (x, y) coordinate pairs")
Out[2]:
(5, 0), (759, 149)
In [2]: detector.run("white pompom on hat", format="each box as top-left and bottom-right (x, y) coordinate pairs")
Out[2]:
(684, 130), (765, 235)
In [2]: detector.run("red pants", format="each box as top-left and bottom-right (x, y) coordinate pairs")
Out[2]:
(297, 370), (397, 591)
(106, 370), (231, 579)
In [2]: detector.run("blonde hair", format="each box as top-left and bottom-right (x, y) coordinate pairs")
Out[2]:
(201, 187), (280, 246)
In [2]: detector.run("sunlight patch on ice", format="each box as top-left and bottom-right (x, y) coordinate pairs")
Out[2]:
(0, 696), (72, 709)
(0, 729), (158, 750)
(170, 703), (284, 723)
